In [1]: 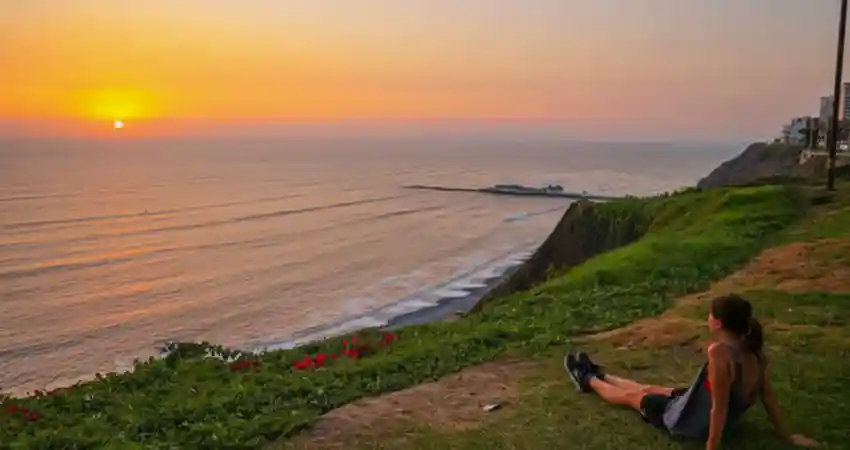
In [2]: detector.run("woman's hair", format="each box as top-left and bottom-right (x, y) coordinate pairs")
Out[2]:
(710, 294), (763, 357)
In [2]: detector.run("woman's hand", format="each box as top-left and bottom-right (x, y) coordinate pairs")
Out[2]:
(790, 434), (819, 447)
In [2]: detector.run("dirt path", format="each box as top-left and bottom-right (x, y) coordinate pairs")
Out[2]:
(284, 360), (540, 449)
(585, 239), (850, 348)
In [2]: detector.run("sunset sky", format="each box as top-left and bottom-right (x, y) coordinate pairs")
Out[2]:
(0, 0), (846, 140)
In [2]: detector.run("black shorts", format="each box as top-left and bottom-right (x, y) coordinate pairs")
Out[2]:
(639, 388), (687, 428)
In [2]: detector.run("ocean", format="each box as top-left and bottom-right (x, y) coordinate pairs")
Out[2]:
(0, 136), (736, 394)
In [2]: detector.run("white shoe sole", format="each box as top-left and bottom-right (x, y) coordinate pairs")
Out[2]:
(563, 354), (583, 391)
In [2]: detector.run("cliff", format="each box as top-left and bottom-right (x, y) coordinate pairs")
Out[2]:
(697, 142), (818, 189)
(474, 199), (649, 308)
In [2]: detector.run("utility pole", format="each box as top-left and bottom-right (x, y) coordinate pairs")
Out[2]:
(828, 0), (848, 190)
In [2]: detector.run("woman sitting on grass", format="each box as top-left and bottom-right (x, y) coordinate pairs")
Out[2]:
(565, 294), (818, 449)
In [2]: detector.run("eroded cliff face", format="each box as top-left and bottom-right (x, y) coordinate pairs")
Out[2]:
(696, 143), (819, 189)
(474, 199), (649, 309)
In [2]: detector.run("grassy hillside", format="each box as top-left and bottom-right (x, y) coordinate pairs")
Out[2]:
(0, 185), (807, 449)
(296, 182), (850, 450)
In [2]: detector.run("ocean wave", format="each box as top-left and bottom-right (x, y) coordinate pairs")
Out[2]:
(3, 193), (307, 231)
(0, 192), (83, 204)
(0, 251), (156, 281)
(1, 193), (422, 252)
(255, 244), (537, 352)
(0, 201), (446, 281)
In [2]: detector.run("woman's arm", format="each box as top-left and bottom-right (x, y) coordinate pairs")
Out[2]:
(706, 343), (732, 450)
(761, 363), (819, 447)
(761, 363), (792, 441)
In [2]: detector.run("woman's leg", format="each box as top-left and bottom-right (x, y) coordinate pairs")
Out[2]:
(587, 377), (646, 411)
(604, 374), (675, 396)
(578, 352), (674, 396)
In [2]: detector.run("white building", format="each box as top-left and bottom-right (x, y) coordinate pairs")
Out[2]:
(781, 116), (816, 146)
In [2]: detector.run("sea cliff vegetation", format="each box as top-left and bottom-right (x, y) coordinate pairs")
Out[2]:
(0, 183), (811, 449)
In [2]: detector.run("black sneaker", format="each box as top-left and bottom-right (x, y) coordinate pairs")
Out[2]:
(577, 352), (605, 380)
(564, 353), (592, 392)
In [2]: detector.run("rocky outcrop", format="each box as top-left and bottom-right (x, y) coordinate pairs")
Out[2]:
(697, 143), (817, 189)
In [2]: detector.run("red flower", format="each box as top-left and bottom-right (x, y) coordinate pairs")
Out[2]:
(27, 411), (42, 421)
(4, 404), (18, 414)
(293, 353), (336, 370)
(384, 332), (397, 345)
(293, 361), (309, 370)
(293, 355), (315, 370)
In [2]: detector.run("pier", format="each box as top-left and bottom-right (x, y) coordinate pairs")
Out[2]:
(402, 185), (623, 201)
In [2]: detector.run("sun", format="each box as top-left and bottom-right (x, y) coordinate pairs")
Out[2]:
(113, 120), (125, 130)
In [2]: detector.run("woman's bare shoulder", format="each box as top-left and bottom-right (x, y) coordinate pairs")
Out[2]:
(707, 342), (733, 361)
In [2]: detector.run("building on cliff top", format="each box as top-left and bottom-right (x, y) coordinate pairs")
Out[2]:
(781, 116), (817, 147)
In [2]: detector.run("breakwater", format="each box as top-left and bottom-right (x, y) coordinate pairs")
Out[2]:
(403, 184), (623, 201)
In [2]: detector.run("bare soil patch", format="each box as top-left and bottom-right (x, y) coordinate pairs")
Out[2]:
(747, 240), (850, 292)
(285, 360), (537, 449)
(586, 316), (703, 349)
(583, 239), (850, 349)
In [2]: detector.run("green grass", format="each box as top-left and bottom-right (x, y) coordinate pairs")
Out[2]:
(745, 290), (850, 328)
(0, 185), (806, 449)
(682, 290), (850, 329)
(781, 186), (850, 243)
(332, 290), (850, 450)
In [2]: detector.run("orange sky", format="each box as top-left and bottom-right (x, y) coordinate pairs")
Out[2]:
(0, 0), (844, 139)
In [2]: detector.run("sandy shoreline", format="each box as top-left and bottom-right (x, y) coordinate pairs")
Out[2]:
(256, 249), (533, 352)
(386, 265), (521, 327)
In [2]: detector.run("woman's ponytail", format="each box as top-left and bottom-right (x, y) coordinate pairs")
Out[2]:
(743, 316), (764, 359)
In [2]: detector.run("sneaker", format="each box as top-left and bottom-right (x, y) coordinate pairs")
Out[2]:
(564, 353), (592, 392)
(577, 352), (605, 380)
